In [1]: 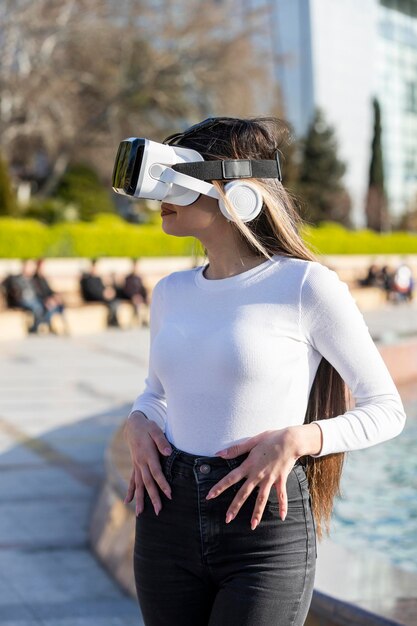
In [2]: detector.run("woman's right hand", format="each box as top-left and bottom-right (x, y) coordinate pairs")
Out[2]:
(123, 411), (172, 516)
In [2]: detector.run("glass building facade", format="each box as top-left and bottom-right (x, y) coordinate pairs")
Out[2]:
(273, 0), (417, 228)
(377, 0), (417, 218)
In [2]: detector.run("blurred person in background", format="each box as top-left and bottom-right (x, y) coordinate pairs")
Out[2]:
(2, 260), (49, 333)
(123, 117), (406, 626)
(32, 258), (67, 333)
(380, 264), (396, 301)
(116, 258), (149, 325)
(79, 258), (120, 327)
(392, 262), (414, 303)
(357, 263), (380, 287)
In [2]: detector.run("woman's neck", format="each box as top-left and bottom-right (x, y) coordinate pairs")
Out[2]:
(203, 251), (267, 280)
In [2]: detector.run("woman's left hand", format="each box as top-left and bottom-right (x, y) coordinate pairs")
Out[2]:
(205, 424), (322, 530)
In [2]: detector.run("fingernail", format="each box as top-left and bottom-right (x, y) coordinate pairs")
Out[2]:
(164, 489), (172, 499)
(163, 447), (171, 455)
(251, 518), (258, 530)
(206, 492), (213, 500)
(155, 507), (161, 516)
(225, 512), (234, 524)
(216, 449), (227, 456)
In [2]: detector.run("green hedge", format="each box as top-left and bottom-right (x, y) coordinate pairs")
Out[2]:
(1, 215), (417, 258)
(301, 221), (417, 254)
(0, 214), (199, 258)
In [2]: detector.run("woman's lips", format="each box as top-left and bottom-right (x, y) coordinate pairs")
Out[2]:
(161, 208), (176, 216)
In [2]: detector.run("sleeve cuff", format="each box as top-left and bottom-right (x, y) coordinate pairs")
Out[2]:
(128, 403), (166, 431)
(308, 419), (332, 458)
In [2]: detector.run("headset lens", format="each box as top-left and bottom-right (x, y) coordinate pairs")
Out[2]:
(112, 139), (145, 196)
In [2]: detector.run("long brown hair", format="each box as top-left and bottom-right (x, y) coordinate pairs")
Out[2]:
(164, 116), (347, 539)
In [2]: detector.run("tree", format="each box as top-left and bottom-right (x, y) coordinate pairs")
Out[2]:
(0, 153), (16, 216)
(296, 108), (352, 227)
(54, 164), (116, 221)
(0, 0), (271, 200)
(365, 97), (390, 232)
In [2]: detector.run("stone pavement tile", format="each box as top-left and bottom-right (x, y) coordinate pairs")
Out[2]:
(0, 622), (43, 626)
(0, 500), (90, 546)
(0, 390), (70, 407)
(0, 574), (39, 621)
(34, 439), (110, 463)
(33, 598), (141, 623)
(3, 407), (122, 434)
(0, 401), (111, 420)
(0, 608), (41, 622)
(41, 617), (141, 626)
(0, 438), (48, 467)
(1, 549), (126, 604)
(0, 466), (93, 500)
(0, 434), (24, 454)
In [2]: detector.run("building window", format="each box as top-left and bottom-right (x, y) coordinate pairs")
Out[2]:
(405, 81), (417, 112)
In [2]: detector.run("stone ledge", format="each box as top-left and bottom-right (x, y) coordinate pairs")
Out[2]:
(0, 301), (149, 341)
(0, 309), (30, 341)
(309, 590), (410, 626)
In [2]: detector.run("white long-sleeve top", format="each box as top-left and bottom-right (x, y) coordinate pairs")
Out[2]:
(129, 254), (406, 457)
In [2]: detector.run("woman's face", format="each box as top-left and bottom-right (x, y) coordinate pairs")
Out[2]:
(160, 194), (226, 239)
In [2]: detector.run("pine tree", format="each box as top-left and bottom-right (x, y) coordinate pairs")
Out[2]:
(0, 153), (17, 216)
(365, 97), (390, 232)
(296, 108), (351, 226)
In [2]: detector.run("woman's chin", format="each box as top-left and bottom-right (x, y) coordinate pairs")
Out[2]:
(161, 223), (189, 238)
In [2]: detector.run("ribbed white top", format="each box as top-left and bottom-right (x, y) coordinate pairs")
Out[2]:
(129, 255), (406, 457)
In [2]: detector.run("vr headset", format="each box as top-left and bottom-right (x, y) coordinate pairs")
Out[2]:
(112, 135), (282, 223)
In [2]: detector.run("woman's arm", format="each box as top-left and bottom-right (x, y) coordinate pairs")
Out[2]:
(127, 277), (168, 430)
(299, 261), (406, 456)
(124, 277), (172, 516)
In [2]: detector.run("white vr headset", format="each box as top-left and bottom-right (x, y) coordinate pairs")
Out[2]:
(112, 137), (282, 223)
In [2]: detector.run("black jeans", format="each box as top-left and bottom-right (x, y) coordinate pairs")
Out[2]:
(134, 443), (317, 626)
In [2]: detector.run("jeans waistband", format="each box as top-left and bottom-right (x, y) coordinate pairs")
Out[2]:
(160, 442), (305, 480)
(160, 442), (249, 474)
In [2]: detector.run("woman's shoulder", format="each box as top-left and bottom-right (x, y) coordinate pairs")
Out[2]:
(296, 259), (353, 311)
(276, 255), (333, 281)
(274, 257), (350, 307)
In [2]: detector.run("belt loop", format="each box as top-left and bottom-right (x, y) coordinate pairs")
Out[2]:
(226, 452), (248, 471)
(164, 443), (181, 482)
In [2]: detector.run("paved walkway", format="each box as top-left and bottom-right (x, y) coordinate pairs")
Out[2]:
(362, 298), (417, 342)
(0, 330), (149, 625)
(0, 300), (416, 625)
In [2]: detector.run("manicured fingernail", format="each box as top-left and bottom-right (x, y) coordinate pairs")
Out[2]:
(164, 489), (172, 499)
(216, 449), (227, 456)
(225, 512), (234, 524)
(206, 492), (214, 500)
(251, 518), (258, 530)
(164, 447), (171, 455)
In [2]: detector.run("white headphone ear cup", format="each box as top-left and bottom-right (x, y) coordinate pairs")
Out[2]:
(218, 181), (263, 223)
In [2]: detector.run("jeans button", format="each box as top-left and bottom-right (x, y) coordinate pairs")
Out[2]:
(199, 463), (211, 474)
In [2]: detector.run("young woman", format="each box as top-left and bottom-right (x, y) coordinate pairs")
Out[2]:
(123, 117), (406, 626)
